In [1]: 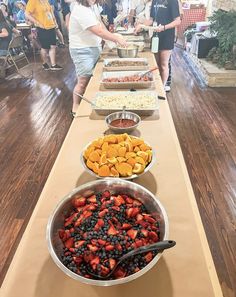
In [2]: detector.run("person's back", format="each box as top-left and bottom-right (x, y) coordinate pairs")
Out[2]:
(0, 10), (12, 56)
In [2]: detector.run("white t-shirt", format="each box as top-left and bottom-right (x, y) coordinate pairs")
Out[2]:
(69, 3), (102, 49)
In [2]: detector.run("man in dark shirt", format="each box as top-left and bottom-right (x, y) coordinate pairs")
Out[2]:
(0, 16), (12, 55)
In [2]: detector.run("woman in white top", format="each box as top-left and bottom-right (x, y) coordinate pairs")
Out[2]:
(69, 0), (127, 117)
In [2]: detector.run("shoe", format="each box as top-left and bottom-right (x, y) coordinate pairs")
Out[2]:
(42, 63), (50, 70)
(70, 110), (76, 119)
(50, 64), (63, 71)
(164, 85), (171, 92)
(58, 43), (66, 48)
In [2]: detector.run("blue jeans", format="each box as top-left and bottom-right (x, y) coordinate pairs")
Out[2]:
(0, 50), (7, 56)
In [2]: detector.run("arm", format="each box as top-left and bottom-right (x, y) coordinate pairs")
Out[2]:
(154, 16), (181, 32)
(88, 24), (127, 46)
(0, 28), (9, 37)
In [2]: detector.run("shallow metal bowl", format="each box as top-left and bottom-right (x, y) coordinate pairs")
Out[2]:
(117, 45), (139, 58)
(105, 111), (141, 133)
(46, 179), (169, 286)
(80, 137), (156, 180)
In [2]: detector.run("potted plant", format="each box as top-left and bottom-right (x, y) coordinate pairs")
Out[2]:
(207, 9), (236, 69)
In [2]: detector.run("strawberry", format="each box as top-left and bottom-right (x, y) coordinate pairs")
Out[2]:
(138, 220), (149, 228)
(87, 204), (97, 211)
(83, 211), (92, 219)
(111, 206), (120, 212)
(83, 232), (88, 239)
(74, 240), (85, 248)
(64, 212), (78, 227)
(108, 223), (118, 235)
(135, 239), (143, 248)
(91, 239), (97, 245)
(69, 248), (76, 253)
(84, 252), (94, 263)
(88, 244), (99, 252)
(102, 190), (111, 199)
(116, 243), (122, 251)
(141, 229), (148, 237)
(133, 199), (142, 206)
(126, 208), (133, 218)
(105, 244), (114, 251)
(109, 258), (116, 270)
(114, 268), (126, 278)
(122, 223), (132, 230)
(127, 229), (138, 239)
(90, 256), (100, 270)
(126, 197), (134, 204)
(72, 197), (86, 207)
(114, 195), (125, 206)
(144, 252), (153, 263)
(134, 267), (140, 272)
(58, 229), (65, 239)
(136, 214), (144, 221)
(148, 231), (158, 242)
(64, 238), (74, 249)
(73, 256), (83, 265)
(98, 239), (106, 246)
(130, 207), (140, 217)
(87, 194), (96, 203)
(94, 218), (105, 230)
(100, 265), (110, 276)
(98, 209), (108, 217)
(143, 214), (156, 224)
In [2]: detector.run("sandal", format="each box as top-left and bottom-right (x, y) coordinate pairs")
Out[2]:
(70, 110), (76, 118)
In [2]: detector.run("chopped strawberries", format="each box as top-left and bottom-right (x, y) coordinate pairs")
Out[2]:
(59, 190), (161, 281)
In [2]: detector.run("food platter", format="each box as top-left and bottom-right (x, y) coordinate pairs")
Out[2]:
(103, 58), (149, 71)
(101, 71), (153, 89)
(93, 91), (159, 116)
(80, 134), (156, 180)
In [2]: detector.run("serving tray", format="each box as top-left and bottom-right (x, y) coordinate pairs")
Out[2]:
(103, 58), (149, 72)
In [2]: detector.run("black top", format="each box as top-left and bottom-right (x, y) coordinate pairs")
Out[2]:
(0, 21), (12, 51)
(150, 0), (180, 25)
(60, 0), (70, 18)
(102, 0), (117, 25)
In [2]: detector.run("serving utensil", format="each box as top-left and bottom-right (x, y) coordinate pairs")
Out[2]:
(74, 92), (98, 108)
(119, 105), (126, 125)
(139, 66), (158, 78)
(87, 240), (176, 279)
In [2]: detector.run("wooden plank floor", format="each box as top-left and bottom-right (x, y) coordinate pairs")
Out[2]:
(167, 48), (236, 297)
(0, 48), (235, 297)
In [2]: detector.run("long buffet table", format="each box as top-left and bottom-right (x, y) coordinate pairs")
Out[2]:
(0, 51), (223, 297)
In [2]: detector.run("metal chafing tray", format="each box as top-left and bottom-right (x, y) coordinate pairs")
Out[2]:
(103, 58), (149, 72)
(101, 71), (153, 89)
(92, 91), (159, 116)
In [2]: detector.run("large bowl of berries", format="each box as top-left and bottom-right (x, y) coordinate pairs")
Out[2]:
(47, 179), (169, 286)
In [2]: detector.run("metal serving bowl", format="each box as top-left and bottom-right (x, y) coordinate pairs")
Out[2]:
(46, 179), (169, 286)
(80, 137), (156, 180)
(117, 45), (139, 58)
(105, 111), (141, 134)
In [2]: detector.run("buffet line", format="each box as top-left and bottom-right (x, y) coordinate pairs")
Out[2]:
(0, 32), (223, 297)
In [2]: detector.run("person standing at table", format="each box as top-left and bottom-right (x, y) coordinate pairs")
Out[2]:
(25, 0), (63, 70)
(135, 0), (181, 86)
(69, 0), (127, 117)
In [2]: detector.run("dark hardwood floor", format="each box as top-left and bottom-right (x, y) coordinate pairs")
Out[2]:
(0, 47), (235, 297)
(0, 48), (75, 285)
(167, 48), (236, 297)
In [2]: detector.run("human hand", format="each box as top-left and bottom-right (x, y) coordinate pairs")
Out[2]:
(134, 23), (143, 34)
(154, 24), (165, 33)
(115, 35), (128, 47)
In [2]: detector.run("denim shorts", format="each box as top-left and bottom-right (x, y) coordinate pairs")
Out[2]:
(69, 47), (101, 77)
(0, 49), (8, 56)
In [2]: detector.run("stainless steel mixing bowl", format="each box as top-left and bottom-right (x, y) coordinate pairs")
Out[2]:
(117, 45), (139, 58)
(47, 179), (169, 286)
(105, 111), (141, 133)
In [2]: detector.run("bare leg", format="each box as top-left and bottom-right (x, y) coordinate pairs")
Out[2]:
(158, 50), (172, 86)
(72, 76), (91, 113)
(56, 28), (65, 45)
(49, 45), (56, 66)
(65, 14), (70, 30)
(40, 48), (49, 64)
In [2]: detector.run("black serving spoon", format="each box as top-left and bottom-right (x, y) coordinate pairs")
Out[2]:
(87, 240), (176, 280)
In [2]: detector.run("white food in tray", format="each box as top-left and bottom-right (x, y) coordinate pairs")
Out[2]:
(95, 92), (158, 110)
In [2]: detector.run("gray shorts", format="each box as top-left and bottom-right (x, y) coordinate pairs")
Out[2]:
(69, 47), (101, 77)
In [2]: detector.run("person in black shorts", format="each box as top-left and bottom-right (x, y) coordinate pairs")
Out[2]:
(135, 0), (180, 87)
